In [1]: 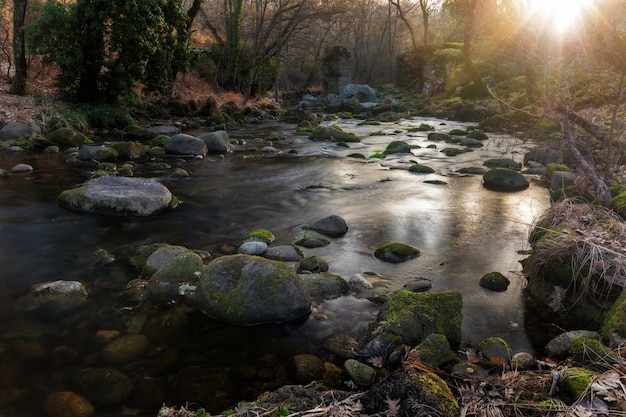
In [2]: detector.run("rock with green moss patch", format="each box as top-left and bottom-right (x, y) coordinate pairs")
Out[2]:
(467, 130), (488, 140)
(297, 256), (329, 273)
(602, 292), (626, 337)
(546, 330), (600, 359)
(409, 164), (435, 174)
(195, 254), (311, 325)
(558, 367), (595, 404)
(45, 128), (90, 148)
(309, 126), (360, 142)
(242, 229), (275, 243)
(359, 290), (462, 357)
(265, 244), (304, 262)
(77, 145), (119, 162)
(344, 359), (376, 386)
(440, 147), (470, 156)
(570, 336), (618, 364)
(457, 166), (487, 175)
(477, 337), (511, 368)
(108, 141), (144, 160)
(482, 168), (529, 191)
(374, 242), (420, 263)
(483, 158), (521, 170)
(479, 272), (510, 292)
(383, 140), (411, 155)
(448, 129), (467, 136)
(414, 333), (456, 367)
(427, 132), (452, 142)
(301, 273), (350, 299)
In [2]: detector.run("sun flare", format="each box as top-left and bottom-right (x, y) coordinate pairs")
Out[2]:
(526, 0), (592, 33)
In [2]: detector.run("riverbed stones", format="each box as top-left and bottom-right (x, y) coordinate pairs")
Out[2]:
(57, 176), (175, 216)
(344, 359), (376, 386)
(264, 244), (304, 262)
(482, 168), (529, 191)
(74, 367), (133, 406)
(374, 242), (420, 263)
(297, 256), (329, 273)
(478, 272), (510, 292)
(0, 121), (32, 140)
(199, 130), (231, 152)
(238, 240), (268, 255)
(43, 391), (95, 417)
(359, 290), (462, 357)
(195, 254), (311, 325)
(164, 133), (207, 156)
(307, 215), (348, 237)
(46, 128), (89, 147)
(11, 163), (33, 172)
(301, 273), (350, 299)
(292, 354), (325, 384)
(15, 280), (88, 315)
(101, 333), (150, 364)
(145, 245), (191, 273)
(77, 145), (118, 161)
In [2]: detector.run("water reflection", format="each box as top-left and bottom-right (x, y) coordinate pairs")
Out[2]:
(0, 117), (550, 415)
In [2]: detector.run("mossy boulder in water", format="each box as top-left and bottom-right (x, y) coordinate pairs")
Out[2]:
(195, 254), (311, 325)
(359, 290), (462, 357)
(479, 272), (510, 292)
(307, 215), (349, 237)
(374, 242), (420, 263)
(383, 140), (411, 155)
(482, 168), (529, 191)
(301, 272), (350, 299)
(309, 126), (360, 142)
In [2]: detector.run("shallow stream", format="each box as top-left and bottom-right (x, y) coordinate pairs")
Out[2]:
(0, 116), (550, 415)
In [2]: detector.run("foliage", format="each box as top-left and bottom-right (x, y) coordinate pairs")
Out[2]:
(27, 0), (191, 103)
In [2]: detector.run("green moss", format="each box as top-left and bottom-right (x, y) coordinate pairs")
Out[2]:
(570, 337), (616, 363)
(409, 164), (435, 174)
(427, 132), (452, 142)
(440, 147), (470, 156)
(243, 229), (275, 243)
(608, 191), (626, 218)
(448, 129), (467, 136)
(383, 140), (410, 155)
(558, 368), (594, 404)
(409, 123), (434, 132)
(358, 119), (381, 126)
(414, 371), (459, 417)
(535, 399), (562, 410)
(601, 292), (626, 337)
(374, 242), (420, 263)
(370, 151), (385, 159)
(546, 163), (570, 181)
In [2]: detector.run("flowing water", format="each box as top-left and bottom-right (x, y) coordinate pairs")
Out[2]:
(0, 117), (550, 415)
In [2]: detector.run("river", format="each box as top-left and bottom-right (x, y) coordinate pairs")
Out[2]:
(0, 116), (550, 415)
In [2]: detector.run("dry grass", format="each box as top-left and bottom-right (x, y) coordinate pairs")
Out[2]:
(524, 199), (626, 307)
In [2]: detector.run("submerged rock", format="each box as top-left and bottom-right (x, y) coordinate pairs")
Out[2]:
(195, 254), (311, 325)
(74, 367), (134, 406)
(164, 133), (207, 156)
(482, 168), (529, 191)
(57, 176), (176, 216)
(43, 391), (95, 417)
(15, 280), (88, 315)
(374, 242), (420, 263)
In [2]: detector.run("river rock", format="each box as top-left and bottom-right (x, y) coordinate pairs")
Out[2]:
(145, 245), (191, 273)
(550, 171), (577, 191)
(403, 278), (432, 292)
(484, 158), (522, 170)
(264, 244), (304, 261)
(297, 256), (329, 273)
(77, 145), (119, 161)
(0, 121), (32, 140)
(307, 215), (348, 237)
(374, 242), (420, 263)
(511, 352), (535, 370)
(384, 140), (411, 155)
(414, 333), (456, 367)
(292, 354), (324, 384)
(15, 280), (88, 314)
(146, 125), (180, 136)
(43, 391), (95, 417)
(199, 130), (231, 152)
(57, 176), (175, 216)
(482, 168), (529, 191)
(195, 254), (311, 325)
(295, 236), (330, 248)
(344, 359), (376, 386)
(524, 147), (562, 165)
(46, 128), (89, 147)
(359, 290), (462, 358)
(164, 133), (207, 156)
(478, 272), (510, 292)
(108, 141), (144, 160)
(151, 251), (204, 282)
(102, 334), (150, 364)
(238, 240), (268, 255)
(301, 273), (350, 299)
(11, 163), (33, 172)
(477, 337), (512, 368)
(74, 367), (134, 405)
(546, 330), (600, 359)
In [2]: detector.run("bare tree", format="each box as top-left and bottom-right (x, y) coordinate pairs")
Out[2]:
(10, 0), (27, 94)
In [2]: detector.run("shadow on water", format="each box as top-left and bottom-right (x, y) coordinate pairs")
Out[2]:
(0, 117), (550, 415)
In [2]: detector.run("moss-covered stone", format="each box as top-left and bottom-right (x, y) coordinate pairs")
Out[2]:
(478, 272), (510, 292)
(414, 333), (456, 367)
(309, 126), (360, 142)
(409, 164), (435, 174)
(383, 140), (411, 155)
(477, 337), (512, 367)
(427, 132), (452, 142)
(448, 129), (467, 136)
(242, 229), (275, 243)
(301, 273), (350, 299)
(440, 147), (470, 156)
(374, 242), (420, 263)
(467, 130), (488, 140)
(46, 127), (90, 147)
(601, 292), (626, 337)
(558, 367), (595, 404)
(570, 337), (618, 364)
(482, 168), (529, 191)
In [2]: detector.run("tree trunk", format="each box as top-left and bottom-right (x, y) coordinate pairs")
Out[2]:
(10, 0), (28, 95)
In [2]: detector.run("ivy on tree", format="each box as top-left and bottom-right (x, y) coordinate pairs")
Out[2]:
(28, 0), (190, 103)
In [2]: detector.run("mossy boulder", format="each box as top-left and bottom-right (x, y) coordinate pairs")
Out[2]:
(77, 145), (119, 162)
(297, 256), (329, 273)
(477, 337), (512, 367)
(359, 290), (462, 357)
(383, 140), (411, 155)
(479, 272), (510, 292)
(448, 129), (467, 136)
(108, 141), (144, 160)
(557, 367), (595, 404)
(242, 228), (275, 243)
(440, 147), (470, 156)
(483, 158), (521, 170)
(427, 132), (452, 142)
(46, 128), (90, 147)
(301, 273), (350, 300)
(309, 126), (360, 142)
(374, 242), (420, 263)
(307, 215), (348, 237)
(365, 366), (459, 417)
(569, 337), (618, 364)
(482, 168), (529, 191)
(195, 254), (311, 325)
(601, 291), (626, 337)
(467, 130), (488, 140)
(409, 164), (435, 174)
(414, 333), (457, 367)
(43, 391), (95, 417)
